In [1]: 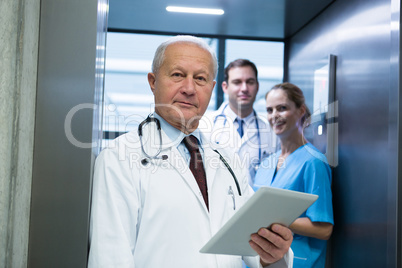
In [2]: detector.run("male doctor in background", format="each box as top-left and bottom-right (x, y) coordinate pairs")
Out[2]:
(202, 59), (277, 187)
(88, 35), (293, 268)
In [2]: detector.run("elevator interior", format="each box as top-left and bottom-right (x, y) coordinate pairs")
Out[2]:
(29, 0), (401, 267)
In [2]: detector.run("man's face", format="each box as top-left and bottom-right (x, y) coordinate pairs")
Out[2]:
(222, 66), (259, 115)
(148, 42), (216, 133)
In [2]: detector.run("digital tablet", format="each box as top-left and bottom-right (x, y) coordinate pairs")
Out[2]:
(200, 186), (318, 256)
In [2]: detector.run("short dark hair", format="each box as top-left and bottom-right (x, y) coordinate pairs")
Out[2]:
(266, 82), (312, 127)
(224, 59), (258, 83)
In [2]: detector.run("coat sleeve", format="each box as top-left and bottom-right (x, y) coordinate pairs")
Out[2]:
(88, 148), (141, 268)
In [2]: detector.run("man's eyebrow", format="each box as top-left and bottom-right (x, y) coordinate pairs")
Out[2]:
(194, 69), (209, 74)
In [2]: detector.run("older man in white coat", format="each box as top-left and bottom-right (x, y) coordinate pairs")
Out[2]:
(88, 35), (293, 268)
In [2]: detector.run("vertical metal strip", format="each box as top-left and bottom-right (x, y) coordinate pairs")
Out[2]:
(389, 0), (401, 266)
(216, 38), (226, 109)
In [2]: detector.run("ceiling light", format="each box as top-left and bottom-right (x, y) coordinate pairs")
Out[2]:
(166, 6), (224, 15)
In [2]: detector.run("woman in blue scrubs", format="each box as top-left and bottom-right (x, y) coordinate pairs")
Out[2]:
(254, 82), (333, 268)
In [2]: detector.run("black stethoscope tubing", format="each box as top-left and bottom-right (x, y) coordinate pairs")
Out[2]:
(138, 115), (242, 196)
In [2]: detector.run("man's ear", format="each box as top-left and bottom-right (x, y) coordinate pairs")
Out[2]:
(212, 80), (216, 89)
(222, 81), (228, 94)
(148, 73), (156, 93)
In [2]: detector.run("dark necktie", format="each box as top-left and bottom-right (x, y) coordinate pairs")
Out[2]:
(183, 135), (209, 210)
(236, 118), (244, 138)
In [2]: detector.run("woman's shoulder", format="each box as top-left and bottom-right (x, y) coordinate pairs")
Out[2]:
(299, 143), (330, 167)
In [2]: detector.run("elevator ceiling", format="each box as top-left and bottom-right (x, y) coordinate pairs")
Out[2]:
(108, 0), (335, 39)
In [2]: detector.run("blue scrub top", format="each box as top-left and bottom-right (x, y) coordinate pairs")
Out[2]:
(254, 143), (334, 268)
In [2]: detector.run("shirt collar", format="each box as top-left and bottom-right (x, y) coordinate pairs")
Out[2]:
(153, 112), (204, 147)
(223, 104), (237, 122)
(224, 104), (256, 126)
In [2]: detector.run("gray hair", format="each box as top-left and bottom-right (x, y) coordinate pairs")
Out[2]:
(151, 35), (218, 78)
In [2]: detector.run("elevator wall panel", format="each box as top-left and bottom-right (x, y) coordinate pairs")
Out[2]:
(287, 0), (397, 267)
(29, 0), (107, 267)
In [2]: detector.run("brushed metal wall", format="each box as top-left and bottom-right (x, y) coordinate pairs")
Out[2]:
(28, 0), (107, 267)
(286, 0), (400, 266)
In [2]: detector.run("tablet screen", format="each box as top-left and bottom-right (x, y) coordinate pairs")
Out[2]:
(200, 187), (318, 256)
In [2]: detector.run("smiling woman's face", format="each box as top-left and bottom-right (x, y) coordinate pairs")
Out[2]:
(266, 88), (305, 138)
(147, 42), (216, 133)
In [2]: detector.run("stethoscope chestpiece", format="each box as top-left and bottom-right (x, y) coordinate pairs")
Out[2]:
(141, 155), (168, 166)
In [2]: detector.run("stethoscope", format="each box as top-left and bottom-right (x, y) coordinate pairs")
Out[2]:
(138, 115), (242, 196)
(212, 104), (263, 170)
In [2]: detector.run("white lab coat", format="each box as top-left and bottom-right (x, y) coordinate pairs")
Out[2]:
(201, 103), (278, 186)
(88, 123), (292, 268)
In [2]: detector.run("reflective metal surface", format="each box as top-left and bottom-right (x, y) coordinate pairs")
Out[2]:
(287, 0), (399, 266)
(28, 0), (107, 267)
(108, 0), (334, 39)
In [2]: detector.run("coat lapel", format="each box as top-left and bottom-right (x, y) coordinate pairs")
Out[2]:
(160, 129), (209, 213)
(203, 146), (218, 192)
